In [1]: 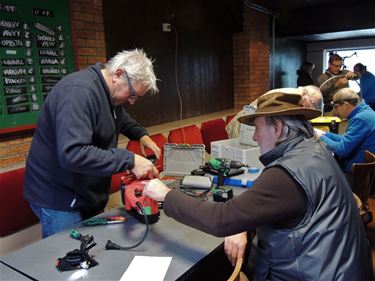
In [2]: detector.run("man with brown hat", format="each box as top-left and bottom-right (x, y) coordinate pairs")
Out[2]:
(143, 89), (371, 280)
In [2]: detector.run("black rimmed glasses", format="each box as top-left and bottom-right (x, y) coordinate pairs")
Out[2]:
(123, 70), (138, 100)
(330, 99), (357, 109)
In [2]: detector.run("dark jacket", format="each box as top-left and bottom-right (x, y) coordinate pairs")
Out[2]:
(24, 64), (148, 213)
(248, 136), (371, 281)
(296, 69), (313, 87)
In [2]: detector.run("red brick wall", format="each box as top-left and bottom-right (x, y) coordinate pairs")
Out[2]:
(70, 0), (107, 70)
(0, 0), (106, 171)
(233, 7), (270, 110)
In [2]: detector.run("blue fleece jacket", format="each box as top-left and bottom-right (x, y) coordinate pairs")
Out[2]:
(320, 102), (375, 173)
(359, 71), (375, 104)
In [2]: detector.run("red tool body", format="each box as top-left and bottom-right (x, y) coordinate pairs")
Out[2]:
(121, 174), (159, 224)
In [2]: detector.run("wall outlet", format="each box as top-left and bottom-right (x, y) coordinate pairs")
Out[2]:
(162, 23), (171, 32)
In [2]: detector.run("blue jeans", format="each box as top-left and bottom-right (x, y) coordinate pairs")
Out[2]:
(30, 203), (82, 238)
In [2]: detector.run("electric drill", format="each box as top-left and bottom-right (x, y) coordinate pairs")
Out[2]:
(208, 158), (249, 202)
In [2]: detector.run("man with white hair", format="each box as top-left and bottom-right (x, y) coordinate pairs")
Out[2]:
(24, 49), (160, 238)
(144, 89), (371, 280)
(225, 85), (323, 138)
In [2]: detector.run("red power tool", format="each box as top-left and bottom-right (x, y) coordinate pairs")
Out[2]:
(120, 173), (159, 224)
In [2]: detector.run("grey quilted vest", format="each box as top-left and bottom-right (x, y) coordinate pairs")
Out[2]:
(247, 136), (371, 281)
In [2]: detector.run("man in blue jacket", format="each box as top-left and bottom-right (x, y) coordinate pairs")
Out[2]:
(315, 88), (375, 174)
(24, 49), (161, 238)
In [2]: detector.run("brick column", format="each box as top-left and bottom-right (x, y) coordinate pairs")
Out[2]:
(233, 6), (270, 110)
(70, 0), (106, 70)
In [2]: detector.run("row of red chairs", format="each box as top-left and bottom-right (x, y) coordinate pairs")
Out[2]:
(125, 114), (236, 166)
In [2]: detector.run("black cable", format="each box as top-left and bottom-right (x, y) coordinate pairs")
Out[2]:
(105, 201), (149, 250)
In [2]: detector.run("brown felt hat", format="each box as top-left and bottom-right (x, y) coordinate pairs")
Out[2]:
(238, 90), (321, 126)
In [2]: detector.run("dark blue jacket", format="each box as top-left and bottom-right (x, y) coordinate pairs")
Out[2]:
(24, 64), (148, 212)
(359, 70), (375, 104)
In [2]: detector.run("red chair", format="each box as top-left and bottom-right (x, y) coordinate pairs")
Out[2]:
(200, 118), (228, 153)
(226, 113), (236, 125)
(126, 134), (167, 172)
(168, 125), (204, 145)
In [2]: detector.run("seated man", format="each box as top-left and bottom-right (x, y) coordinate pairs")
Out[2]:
(225, 85), (323, 138)
(144, 89), (371, 281)
(315, 88), (375, 174)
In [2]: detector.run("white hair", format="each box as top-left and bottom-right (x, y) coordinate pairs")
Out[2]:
(105, 49), (159, 94)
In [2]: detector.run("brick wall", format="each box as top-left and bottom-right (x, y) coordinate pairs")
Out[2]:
(0, 0), (106, 172)
(233, 6), (270, 110)
(70, 0), (107, 69)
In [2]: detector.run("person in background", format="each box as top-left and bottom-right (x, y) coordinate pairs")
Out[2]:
(225, 85), (323, 138)
(315, 88), (375, 175)
(353, 62), (375, 110)
(296, 61), (315, 86)
(144, 90), (371, 281)
(24, 49), (160, 238)
(317, 53), (358, 112)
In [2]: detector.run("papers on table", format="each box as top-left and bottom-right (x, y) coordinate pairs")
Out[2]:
(120, 256), (172, 281)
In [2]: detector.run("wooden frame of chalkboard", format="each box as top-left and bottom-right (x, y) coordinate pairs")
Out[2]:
(0, 0), (74, 133)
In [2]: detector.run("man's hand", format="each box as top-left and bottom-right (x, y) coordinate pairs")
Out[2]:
(314, 128), (326, 138)
(131, 154), (159, 179)
(224, 232), (248, 266)
(143, 178), (170, 201)
(345, 71), (358, 80)
(139, 135), (161, 159)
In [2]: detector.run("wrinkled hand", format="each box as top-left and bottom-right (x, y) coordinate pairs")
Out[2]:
(314, 128), (326, 138)
(143, 178), (170, 202)
(139, 135), (161, 159)
(131, 154), (159, 179)
(224, 232), (248, 266)
(335, 77), (348, 88)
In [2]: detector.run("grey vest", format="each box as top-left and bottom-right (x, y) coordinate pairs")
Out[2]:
(248, 136), (371, 281)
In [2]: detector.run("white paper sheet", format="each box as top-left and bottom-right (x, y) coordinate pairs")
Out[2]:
(120, 256), (172, 281)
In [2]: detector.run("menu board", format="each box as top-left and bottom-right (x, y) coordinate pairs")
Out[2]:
(0, 0), (74, 130)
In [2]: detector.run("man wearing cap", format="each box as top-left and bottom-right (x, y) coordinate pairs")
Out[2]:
(143, 89), (371, 280)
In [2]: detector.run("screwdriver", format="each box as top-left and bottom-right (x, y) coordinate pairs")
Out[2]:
(82, 216), (126, 226)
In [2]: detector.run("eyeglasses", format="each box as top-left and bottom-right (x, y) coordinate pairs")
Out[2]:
(330, 100), (345, 108)
(123, 70), (138, 100)
(331, 98), (358, 109)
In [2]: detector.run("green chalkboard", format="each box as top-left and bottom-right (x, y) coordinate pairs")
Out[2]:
(0, 0), (74, 131)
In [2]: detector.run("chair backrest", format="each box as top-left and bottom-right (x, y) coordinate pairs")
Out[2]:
(200, 118), (228, 153)
(168, 125), (204, 145)
(352, 150), (375, 206)
(226, 114), (236, 125)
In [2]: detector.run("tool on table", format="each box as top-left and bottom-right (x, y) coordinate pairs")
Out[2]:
(56, 232), (98, 271)
(82, 216), (126, 226)
(105, 173), (158, 251)
(120, 173), (159, 224)
(208, 158), (249, 202)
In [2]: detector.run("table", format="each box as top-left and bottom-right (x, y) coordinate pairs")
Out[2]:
(1, 262), (31, 280)
(0, 208), (224, 281)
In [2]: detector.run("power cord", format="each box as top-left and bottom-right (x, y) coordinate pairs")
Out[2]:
(105, 202), (149, 250)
